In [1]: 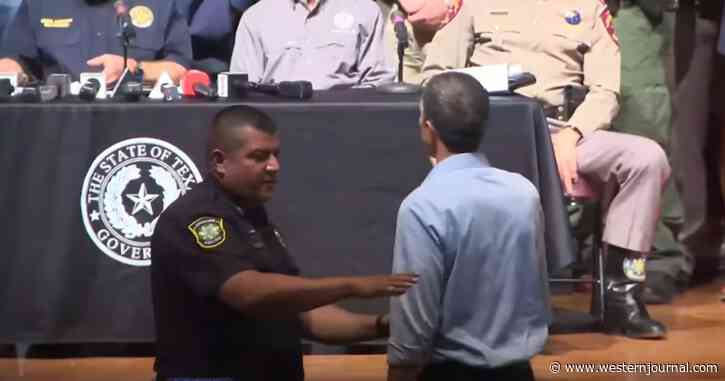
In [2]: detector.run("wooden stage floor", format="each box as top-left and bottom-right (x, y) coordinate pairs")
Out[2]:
(1, 282), (723, 381)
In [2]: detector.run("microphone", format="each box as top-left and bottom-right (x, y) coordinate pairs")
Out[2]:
(180, 70), (217, 98)
(113, 0), (135, 40)
(0, 73), (19, 96)
(114, 0), (135, 70)
(217, 72), (248, 99)
(79, 78), (101, 101)
(47, 74), (71, 98)
(18, 87), (39, 102)
(247, 81), (313, 100)
(391, 10), (409, 49)
(120, 81), (143, 101)
(0, 78), (14, 101)
(38, 84), (59, 102)
(377, 9), (420, 94)
(193, 83), (217, 98)
(161, 83), (182, 102)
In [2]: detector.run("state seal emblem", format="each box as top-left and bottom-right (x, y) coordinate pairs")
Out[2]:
(80, 138), (203, 266)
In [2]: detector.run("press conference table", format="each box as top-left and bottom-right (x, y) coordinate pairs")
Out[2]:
(0, 89), (572, 344)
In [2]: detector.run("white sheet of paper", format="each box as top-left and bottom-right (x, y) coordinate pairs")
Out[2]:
(450, 64), (510, 93)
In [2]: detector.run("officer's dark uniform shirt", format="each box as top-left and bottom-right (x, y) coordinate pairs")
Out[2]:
(0, 0), (192, 81)
(151, 179), (304, 381)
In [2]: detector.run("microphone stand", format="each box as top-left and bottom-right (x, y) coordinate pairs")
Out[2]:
(117, 17), (136, 70)
(377, 38), (421, 94)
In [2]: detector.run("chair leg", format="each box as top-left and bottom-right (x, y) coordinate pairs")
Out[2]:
(591, 202), (606, 325)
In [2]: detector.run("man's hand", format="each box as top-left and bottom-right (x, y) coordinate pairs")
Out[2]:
(86, 54), (138, 84)
(551, 128), (580, 194)
(349, 273), (418, 298)
(0, 58), (27, 84)
(0, 58), (23, 74)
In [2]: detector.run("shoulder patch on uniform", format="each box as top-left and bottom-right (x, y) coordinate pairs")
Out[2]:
(442, 0), (463, 26)
(188, 217), (226, 250)
(129, 5), (154, 29)
(599, 6), (619, 45)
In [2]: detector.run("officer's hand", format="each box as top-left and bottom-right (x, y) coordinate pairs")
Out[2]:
(86, 54), (138, 84)
(551, 128), (580, 195)
(350, 273), (418, 298)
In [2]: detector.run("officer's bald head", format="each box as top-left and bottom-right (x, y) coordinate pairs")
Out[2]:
(421, 72), (488, 153)
(208, 105), (278, 156)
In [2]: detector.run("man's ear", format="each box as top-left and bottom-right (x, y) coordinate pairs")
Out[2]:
(210, 149), (226, 177)
(422, 120), (438, 144)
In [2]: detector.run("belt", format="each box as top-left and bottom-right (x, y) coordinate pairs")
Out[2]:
(420, 360), (534, 381)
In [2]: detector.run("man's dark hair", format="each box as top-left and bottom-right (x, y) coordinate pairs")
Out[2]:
(421, 72), (489, 153)
(208, 105), (277, 154)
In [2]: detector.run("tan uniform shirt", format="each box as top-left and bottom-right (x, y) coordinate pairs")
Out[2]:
(422, 0), (621, 135)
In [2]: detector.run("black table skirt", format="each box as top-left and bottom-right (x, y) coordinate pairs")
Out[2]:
(0, 90), (573, 343)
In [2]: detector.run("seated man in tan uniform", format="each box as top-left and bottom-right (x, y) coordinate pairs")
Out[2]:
(421, 0), (670, 339)
(383, 0), (460, 84)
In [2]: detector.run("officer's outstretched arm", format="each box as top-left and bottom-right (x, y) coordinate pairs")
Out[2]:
(218, 270), (417, 318)
(299, 305), (386, 344)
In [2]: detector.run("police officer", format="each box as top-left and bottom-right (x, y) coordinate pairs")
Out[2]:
(611, 0), (693, 305)
(151, 105), (418, 381)
(421, 0), (671, 339)
(670, 0), (725, 284)
(0, 0), (191, 85)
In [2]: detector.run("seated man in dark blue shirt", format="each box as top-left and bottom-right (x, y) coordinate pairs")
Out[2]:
(176, 0), (252, 75)
(0, 0), (192, 85)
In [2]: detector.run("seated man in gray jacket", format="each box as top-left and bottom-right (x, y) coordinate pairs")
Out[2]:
(230, 0), (394, 90)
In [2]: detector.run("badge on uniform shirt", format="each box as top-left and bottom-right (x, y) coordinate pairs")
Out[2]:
(623, 257), (646, 282)
(563, 10), (581, 25)
(129, 5), (154, 29)
(188, 216), (226, 250)
(333, 12), (355, 32)
(40, 18), (73, 28)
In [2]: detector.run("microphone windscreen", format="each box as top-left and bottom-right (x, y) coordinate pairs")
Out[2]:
(47, 74), (71, 98)
(192, 83), (216, 98)
(79, 78), (101, 101)
(390, 10), (409, 43)
(278, 81), (313, 100)
(390, 9), (406, 23)
(0, 78), (14, 96)
(39, 85), (59, 102)
(181, 70), (211, 96)
(113, 0), (128, 16)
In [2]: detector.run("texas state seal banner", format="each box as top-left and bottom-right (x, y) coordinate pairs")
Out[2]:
(80, 138), (203, 266)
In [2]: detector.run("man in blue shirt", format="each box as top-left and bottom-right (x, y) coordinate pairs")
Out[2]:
(0, 0), (191, 85)
(387, 72), (550, 381)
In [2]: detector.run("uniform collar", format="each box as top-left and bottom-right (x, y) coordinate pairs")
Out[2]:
(424, 152), (490, 182)
(292, 0), (326, 12)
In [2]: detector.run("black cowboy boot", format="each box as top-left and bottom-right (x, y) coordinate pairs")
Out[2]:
(593, 246), (667, 339)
